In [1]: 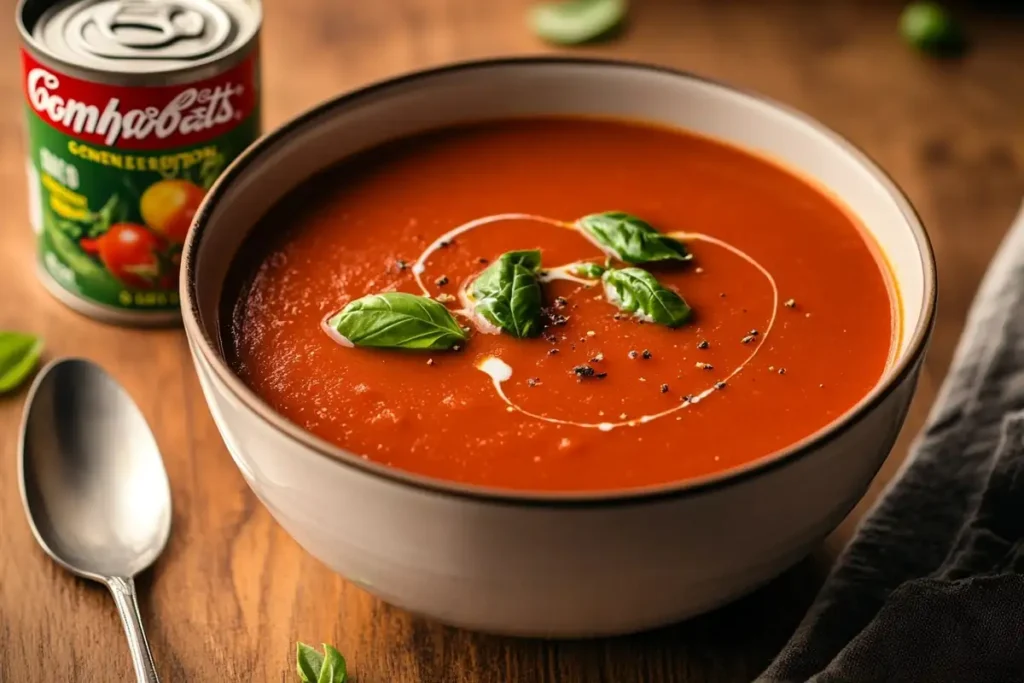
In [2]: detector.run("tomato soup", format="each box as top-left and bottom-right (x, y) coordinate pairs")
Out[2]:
(227, 118), (896, 493)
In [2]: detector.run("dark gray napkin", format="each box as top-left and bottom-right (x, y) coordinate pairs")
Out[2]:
(757, 204), (1024, 683)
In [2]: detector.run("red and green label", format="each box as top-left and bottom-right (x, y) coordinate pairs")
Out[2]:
(21, 49), (260, 314)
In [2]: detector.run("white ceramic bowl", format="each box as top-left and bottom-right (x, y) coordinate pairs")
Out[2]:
(181, 59), (936, 637)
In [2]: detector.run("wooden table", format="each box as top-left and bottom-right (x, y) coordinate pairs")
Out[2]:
(2, 1), (1023, 680)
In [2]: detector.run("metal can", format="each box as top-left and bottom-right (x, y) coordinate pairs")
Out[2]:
(18, 0), (262, 325)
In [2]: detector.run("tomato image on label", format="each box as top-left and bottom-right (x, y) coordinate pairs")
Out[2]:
(141, 179), (206, 244)
(80, 223), (168, 289)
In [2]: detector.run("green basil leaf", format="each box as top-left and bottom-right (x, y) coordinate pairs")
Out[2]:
(601, 267), (691, 327)
(529, 0), (627, 46)
(570, 261), (606, 278)
(328, 292), (467, 350)
(0, 332), (43, 394)
(317, 644), (347, 683)
(297, 643), (324, 683)
(578, 212), (690, 264)
(899, 2), (965, 56)
(468, 250), (544, 338)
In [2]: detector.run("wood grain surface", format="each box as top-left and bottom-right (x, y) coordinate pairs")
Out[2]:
(2, 1), (1023, 681)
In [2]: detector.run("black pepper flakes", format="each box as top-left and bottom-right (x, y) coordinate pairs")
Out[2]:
(660, 383), (669, 393)
(613, 313), (623, 321)
(590, 353), (604, 363)
(642, 349), (652, 359)
(784, 298), (796, 308)
(396, 259), (408, 271)
(554, 297), (568, 309)
(741, 334), (756, 344)
(683, 394), (694, 402)
(778, 368), (787, 375)
(528, 377), (540, 387)
(696, 362), (713, 370)
(749, 329), (759, 336)
(435, 275), (449, 287)
(439, 239), (453, 248)
(426, 358), (435, 366)
(548, 348), (559, 356)
(628, 350), (639, 359)
(715, 381), (727, 390)
(478, 256), (489, 264)
(595, 372), (608, 379)
(549, 313), (569, 327)
(697, 340), (709, 350)
(573, 365), (595, 378)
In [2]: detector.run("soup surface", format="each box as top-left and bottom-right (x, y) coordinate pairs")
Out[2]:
(229, 118), (896, 493)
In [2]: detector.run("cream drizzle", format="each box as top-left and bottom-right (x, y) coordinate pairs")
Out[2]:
(356, 212), (778, 432)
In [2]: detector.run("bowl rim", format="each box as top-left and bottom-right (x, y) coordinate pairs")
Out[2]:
(182, 56), (937, 508)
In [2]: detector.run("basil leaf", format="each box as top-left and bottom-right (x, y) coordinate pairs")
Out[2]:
(899, 2), (965, 56)
(578, 212), (690, 264)
(529, 0), (627, 46)
(468, 250), (544, 338)
(602, 267), (691, 327)
(570, 261), (606, 278)
(0, 332), (43, 394)
(297, 643), (324, 683)
(317, 644), (347, 683)
(328, 292), (466, 350)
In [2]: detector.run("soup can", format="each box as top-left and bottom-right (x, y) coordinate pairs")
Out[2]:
(17, 0), (262, 325)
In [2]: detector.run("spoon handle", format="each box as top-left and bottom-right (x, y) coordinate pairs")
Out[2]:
(107, 576), (160, 683)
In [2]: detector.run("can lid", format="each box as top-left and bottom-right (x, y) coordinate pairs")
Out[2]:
(27, 0), (259, 76)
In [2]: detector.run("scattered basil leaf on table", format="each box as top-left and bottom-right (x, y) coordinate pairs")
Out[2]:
(899, 2), (965, 56)
(317, 644), (347, 683)
(296, 643), (325, 682)
(602, 267), (692, 328)
(578, 212), (691, 265)
(570, 261), (606, 278)
(529, 0), (627, 46)
(468, 250), (544, 338)
(0, 332), (43, 393)
(296, 642), (346, 683)
(328, 292), (467, 350)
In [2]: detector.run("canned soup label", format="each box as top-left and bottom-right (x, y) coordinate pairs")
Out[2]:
(22, 50), (260, 311)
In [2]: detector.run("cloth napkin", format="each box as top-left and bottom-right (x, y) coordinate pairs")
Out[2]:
(757, 203), (1024, 683)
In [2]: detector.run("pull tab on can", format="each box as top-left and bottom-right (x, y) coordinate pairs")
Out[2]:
(67, 0), (231, 61)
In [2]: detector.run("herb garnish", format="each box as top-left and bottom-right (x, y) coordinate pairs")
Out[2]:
(570, 261), (607, 278)
(297, 642), (346, 682)
(578, 212), (690, 264)
(529, 0), (627, 46)
(601, 267), (691, 328)
(899, 2), (965, 57)
(328, 292), (467, 350)
(0, 332), (43, 394)
(468, 250), (544, 338)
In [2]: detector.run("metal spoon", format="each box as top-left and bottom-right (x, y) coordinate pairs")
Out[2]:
(19, 358), (171, 683)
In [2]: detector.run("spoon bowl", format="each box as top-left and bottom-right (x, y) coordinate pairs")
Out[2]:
(19, 357), (171, 682)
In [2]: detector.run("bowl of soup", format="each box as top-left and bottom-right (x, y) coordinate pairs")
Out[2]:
(181, 58), (935, 637)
